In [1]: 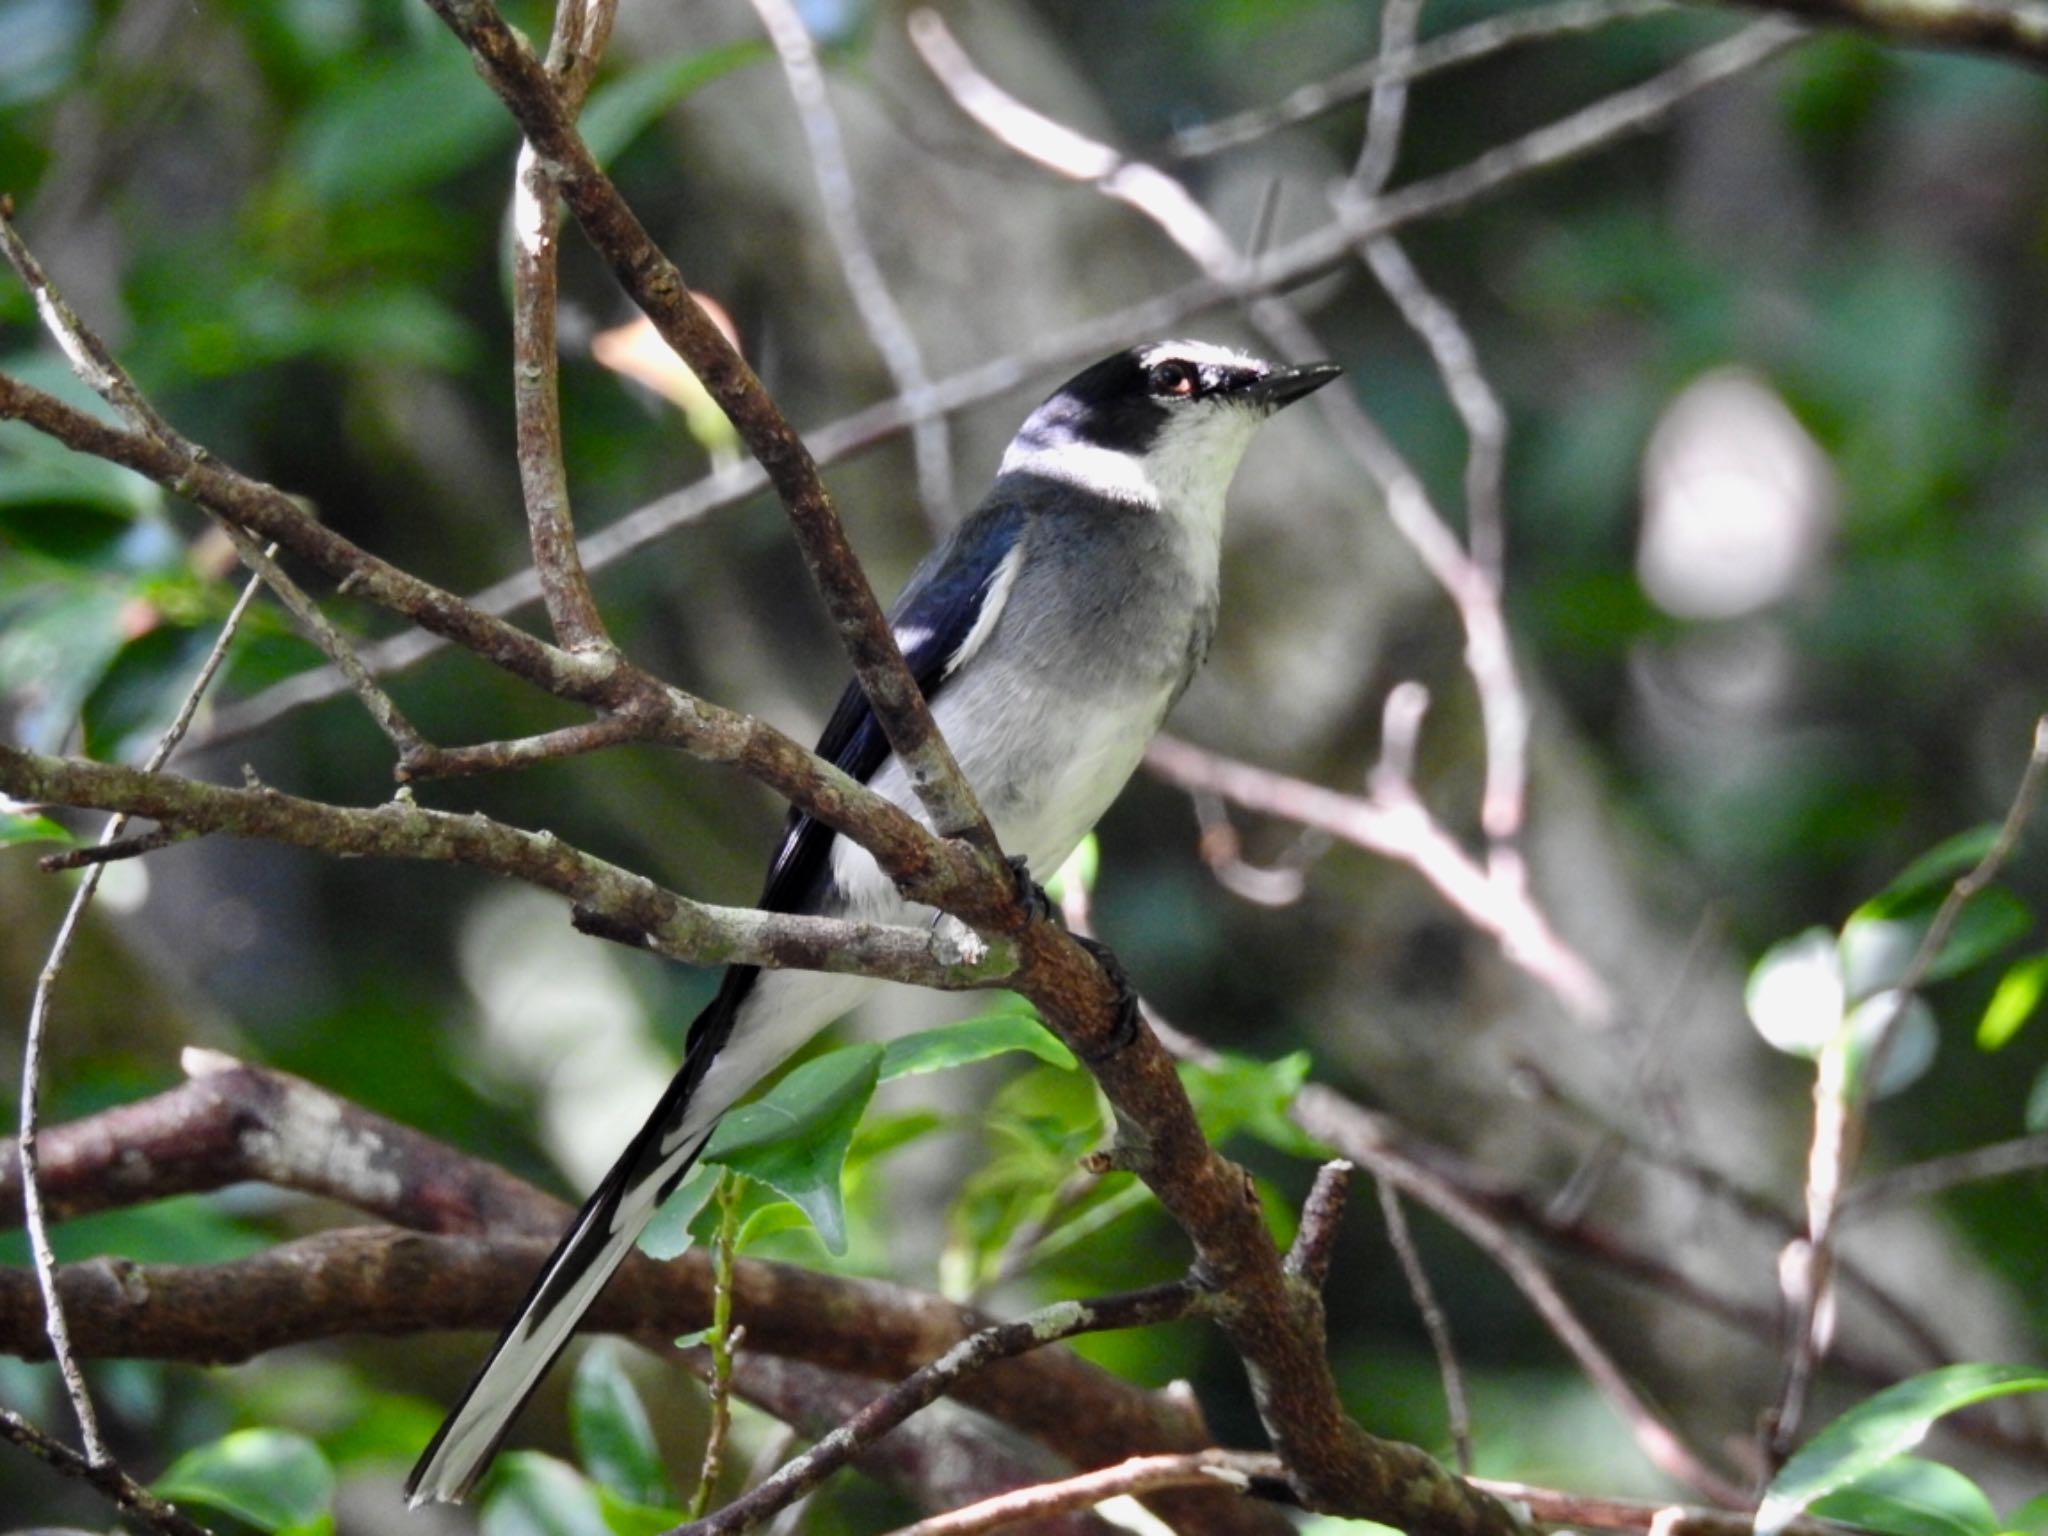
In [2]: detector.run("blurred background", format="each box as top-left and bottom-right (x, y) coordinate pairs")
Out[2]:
(3, 0), (2048, 1528)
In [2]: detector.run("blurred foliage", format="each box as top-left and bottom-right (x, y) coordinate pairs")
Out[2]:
(3, 0), (2048, 1528)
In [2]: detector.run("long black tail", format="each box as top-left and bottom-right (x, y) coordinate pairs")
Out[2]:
(406, 970), (754, 1505)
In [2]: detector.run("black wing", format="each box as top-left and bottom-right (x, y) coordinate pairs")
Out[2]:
(754, 497), (1029, 917)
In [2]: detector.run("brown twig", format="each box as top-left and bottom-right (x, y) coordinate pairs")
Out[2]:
(419, 0), (995, 856)
(1377, 1177), (1475, 1476)
(1767, 715), (2048, 1463)
(37, 824), (186, 870)
(512, 0), (617, 654)
(397, 714), (657, 780)
(1470, 1480), (1845, 1536)
(879, 1450), (1289, 1536)
(1164, 0), (1679, 159)
(1283, 1161), (1354, 1288)
(0, 745), (1012, 991)
(0, 1406), (212, 1536)
(679, 1282), (1203, 1536)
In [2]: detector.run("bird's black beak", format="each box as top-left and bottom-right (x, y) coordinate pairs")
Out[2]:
(1242, 361), (1342, 410)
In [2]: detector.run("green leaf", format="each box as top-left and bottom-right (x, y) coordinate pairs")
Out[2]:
(569, 1343), (673, 1510)
(0, 811), (72, 848)
(1043, 833), (1100, 903)
(1978, 952), (2048, 1050)
(1757, 1364), (2048, 1534)
(1885, 826), (2002, 902)
(637, 1163), (719, 1262)
(1842, 888), (2032, 997)
(154, 1428), (336, 1534)
(1811, 1456), (1999, 1536)
(595, 1485), (687, 1536)
(880, 1011), (1076, 1080)
(0, 586), (131, 752)
(2025, 1065), (2048, 1133)
(581, 41), (766, 165)
(704, 1045), (883, 1254)
(2006, 1492), (2048, 1534)
(1178, 1050), (1324, 1156)
(482, 1452), (611, 1536)
(732, 1195), (817, 1252)
(289, 44), (515, 206)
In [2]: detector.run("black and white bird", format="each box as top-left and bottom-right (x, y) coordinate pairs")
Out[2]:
(407, 339), (1341, 1505)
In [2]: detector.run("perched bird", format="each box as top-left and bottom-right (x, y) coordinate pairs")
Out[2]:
(407, 339), (1341, 1505)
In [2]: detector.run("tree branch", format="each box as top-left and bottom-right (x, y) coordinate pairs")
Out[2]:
(1708, 0), (2048, 66)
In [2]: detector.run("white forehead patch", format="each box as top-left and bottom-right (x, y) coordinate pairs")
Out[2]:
(1138, 339), (1266, 374)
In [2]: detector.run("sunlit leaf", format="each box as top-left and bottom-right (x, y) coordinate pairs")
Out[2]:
(1746, 929), (1844, 1057)
(570, 1343), (673, 1510)
(1840, 990), (1939, 1099)
(1178, 1050), (1323, 1156)
(704, 1044), (882, 1253)
(595, 1485), (687, 1536)
(1757, 1364), (2048, 1534)
(1842, 888), (2032, 998)
(0, 810), (72, 848)
(1977, 952), (2048, 1050)
(637, 1163), (719, 1262)
(879, 1011), (1076, 1080)
(2007, 1492), (2048, 1534)
(154, 1428), (335, 1534)
(1810, 1455), (1999, 1536)
(1043, 833), (1100, 903)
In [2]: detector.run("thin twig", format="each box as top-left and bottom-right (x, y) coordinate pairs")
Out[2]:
(1284, 1161), (1355, 1288)
(676, 1281), (1202, 1536)
(37, 824), (184, 870)
(1768, 715), (2048, 1463)
(878, 1450), (1288, 1536)
(209, 22), (1799, 746)
(690, 1171), (744, 1519)
(1844, 1132), (2048, 1213)
(15, 565), (268, 1465)
(397, 713), (656, 780)
(511, 0), (617, 653)
(1376, 1177), (1474, 1476)
(0, 1406), (212, 1536)
(1165, 0), (1679, 159)
(1701, 0), (2048, 67)
(748, 0), (954, 531)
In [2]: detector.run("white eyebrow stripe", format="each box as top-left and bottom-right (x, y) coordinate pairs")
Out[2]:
(997, 441), (1160, 508)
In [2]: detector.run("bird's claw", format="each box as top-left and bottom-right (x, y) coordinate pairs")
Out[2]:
(1073, 934), (1143, 1064)
(1007, 854), (1054, 926)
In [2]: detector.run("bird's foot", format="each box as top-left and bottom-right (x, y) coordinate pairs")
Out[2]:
(1072, 934), (1143, 1064)
(1007, 854), (1054, 926)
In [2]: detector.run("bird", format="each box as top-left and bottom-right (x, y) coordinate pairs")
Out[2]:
(406, 338), (1341, 1505)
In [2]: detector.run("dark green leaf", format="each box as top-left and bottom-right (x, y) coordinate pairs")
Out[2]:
(482, 1452), (610, 1536)
(879, 1011), (1076, 1080)
(154, 1428), (335, 1534)
(1978, 951), (2048, 1050)
(569, 1343), (673, 1510)
(1810, 1456), (1999, 1536)
(1758, 1364), (2048, 1533)
(581, 42), (767, 164)
(289, 45), (515, 206)
(1841, 888), (2032, 998)
(1885, 826), (2002, 902)
(0, 586), (130, 752)
(704, 1045), (883, 1254)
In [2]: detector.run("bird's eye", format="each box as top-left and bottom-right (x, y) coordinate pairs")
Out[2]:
(1147, 360), (1199, 399)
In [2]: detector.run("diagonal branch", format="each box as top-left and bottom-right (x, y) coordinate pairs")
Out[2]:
(0, 745), (1010, 991)
(1703, 0), (2048, 66)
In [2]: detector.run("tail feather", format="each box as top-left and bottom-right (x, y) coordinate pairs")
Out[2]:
(405, 973), (753, 1506)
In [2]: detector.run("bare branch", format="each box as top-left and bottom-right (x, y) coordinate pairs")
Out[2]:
(0, 1406), (212, 1536)
(419, 0), (996, 855)
(1844, 1132), (2048, 1213)
(1376, 1177), (1475, 1477)
(397, 714), (657, 780)
(512, 0), (618, 654)
(748, 0), (955, 531)
(0, 746), (1013, 990)
(879, 1450), (1290, 1536)
(1164, 0), (1679, 159)
(1146, 734), (1607, 1019)
(1702, 0), (2048, 66)
(1768, 715), (2048, 1461)
(1283, 1161), (1354, 1289)
(680, 1283), (1202, 1536)
(1471, 1481), (1847, 1536)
